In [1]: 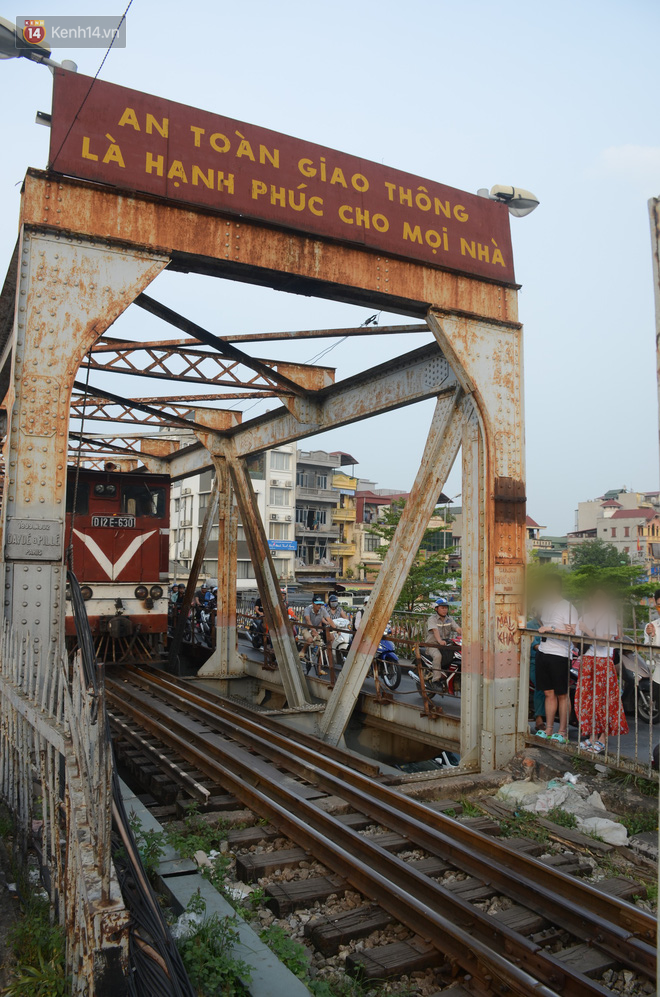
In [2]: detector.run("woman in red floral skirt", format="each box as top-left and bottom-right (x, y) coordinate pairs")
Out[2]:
(576, 589), (628, 753)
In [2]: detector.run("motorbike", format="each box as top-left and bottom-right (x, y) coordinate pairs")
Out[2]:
(620, 651), (660, 725)
(332, 617), (353, 669)
(197, 607), (213, 646)
(408, 638), (462, 698)
(249, 616), (269, 651)
(374, 627), (401, 690)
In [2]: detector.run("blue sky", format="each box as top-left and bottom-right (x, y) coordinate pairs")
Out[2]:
(0, 0), (657, 533)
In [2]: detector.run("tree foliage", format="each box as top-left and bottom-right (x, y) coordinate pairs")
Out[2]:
(570, 538), (629, 568)
(367, 498), (459, 611)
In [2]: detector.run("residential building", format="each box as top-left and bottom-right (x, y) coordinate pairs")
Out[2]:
(169, 443), (296, 592)
(597, 507), (660, 573)
(576, 488), (658, 532)
(294, 449), (358, 588)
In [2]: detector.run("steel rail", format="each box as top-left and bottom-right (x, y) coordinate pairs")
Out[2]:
(108, 672), (655, 992)
(105, 679), (587, 997)
(123, 665), (656, 951)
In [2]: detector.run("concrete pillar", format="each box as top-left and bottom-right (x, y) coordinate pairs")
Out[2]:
(1, 228), (167, 660)
(428, 310), (526, 770)
(318, 389), (464, 745)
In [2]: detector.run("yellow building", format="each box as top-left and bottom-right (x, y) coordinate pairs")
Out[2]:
(329, 472), (357, 577)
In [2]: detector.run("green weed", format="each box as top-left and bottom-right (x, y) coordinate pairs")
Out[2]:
(167, 804), (229, 859)
(127, 811), (166, 876)
(176, 894), (251, 996)
(498, 809), (550, 843)
(0, 806), (14, 839)
(619, 809), (658, 837)
(458, 797), (484, 818)
(258, 924), (309, 979)
(4, 881), (69, 997)
(547, 807), (578, 829)
(2, 950), (69, 997)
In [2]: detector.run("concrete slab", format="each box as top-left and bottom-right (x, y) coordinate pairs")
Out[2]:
(120, 780), (310, 997)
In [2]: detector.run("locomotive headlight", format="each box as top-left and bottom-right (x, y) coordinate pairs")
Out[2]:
(150, 585), (163, 600)
(134, 585), (149, 600)
(80, 585), (93, 601)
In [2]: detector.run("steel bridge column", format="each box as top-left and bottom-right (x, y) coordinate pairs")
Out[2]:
(428, 310), (525, 770)
(459, 399), (487, 769)
(1, 228), (167, 661)
(319, 391), (465, 745)
(197, 457), (239, 678)
(226, 454), (310, 708)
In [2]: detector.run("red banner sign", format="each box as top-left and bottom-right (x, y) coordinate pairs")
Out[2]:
(49, 71), (514, 283)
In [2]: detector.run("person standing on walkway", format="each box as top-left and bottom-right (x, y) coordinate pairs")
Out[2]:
(576, 588), (627, 753)
(535, 575), (579, 745)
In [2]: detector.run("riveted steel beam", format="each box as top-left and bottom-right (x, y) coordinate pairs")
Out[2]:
(93, 322), (428, 352)
(134, 293), (335, 396)
(319, 391), (465, 744)
(72, 379), (242, 434)
(427, 309), (526, 769)
(1, 230), (168, 659)
(22, 171), (519, 323)
(164, 342), (458, 480)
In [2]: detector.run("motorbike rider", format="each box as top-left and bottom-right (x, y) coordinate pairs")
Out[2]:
(425, 598), (462, 687)
(327, 594), (349, 621)
(300, 595), (338, 659)
(353, 596), (369, 631)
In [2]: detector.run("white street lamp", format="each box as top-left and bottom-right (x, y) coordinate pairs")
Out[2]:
(477, 185), (540, 218)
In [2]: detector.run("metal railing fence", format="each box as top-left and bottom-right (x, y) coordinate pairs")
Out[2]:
(0, 624), (128, 994)
(518, 627), (658, 779)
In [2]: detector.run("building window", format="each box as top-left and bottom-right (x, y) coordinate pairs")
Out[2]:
(296, 471), (313, 488)
(296, 507), (327, 528)
(173, 497), (180, 513)
(208, 525), (219, 542)
(245, 454), (265, 480)
(611, 528), (616, 538)
(364, 534), (380, 552)
(237, 561), (256, 579)
(270, 451), (291, 471)
(270, 487), (289, 506)
(624, 547), (629, 554)
(269, 523), (289, 540)
(316, 474), (327, 489)
(199, 469), (214, 491)
(624, 526), (630, 537)
(237, 525), (245, 541)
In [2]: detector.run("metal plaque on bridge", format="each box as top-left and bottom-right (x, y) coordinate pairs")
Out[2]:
(49, 71), (515, 284)
(5, 519), (63, 560)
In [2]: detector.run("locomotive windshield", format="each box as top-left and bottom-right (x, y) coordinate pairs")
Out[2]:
(121, 484), (166, 518)
(65, 482), (89, 515)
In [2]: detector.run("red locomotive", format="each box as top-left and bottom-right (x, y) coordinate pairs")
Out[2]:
(65, 466), (170, 661)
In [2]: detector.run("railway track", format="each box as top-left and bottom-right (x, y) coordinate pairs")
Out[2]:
(106, 664), (657, 997)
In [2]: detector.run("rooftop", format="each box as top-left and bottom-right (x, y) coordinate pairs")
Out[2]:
(610, 508), (656, 520)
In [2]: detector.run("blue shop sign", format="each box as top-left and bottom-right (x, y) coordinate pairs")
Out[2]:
(268, 540), (298, 551)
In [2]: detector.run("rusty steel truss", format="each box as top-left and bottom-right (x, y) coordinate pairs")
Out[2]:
(0, 168), (526, 778)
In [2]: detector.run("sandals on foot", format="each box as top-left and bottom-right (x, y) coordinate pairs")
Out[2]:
(579, 739), (593, 750)
(535, 730), (549, 739)
(550, 732), (568, 745)
(592, 740), (605, 754)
